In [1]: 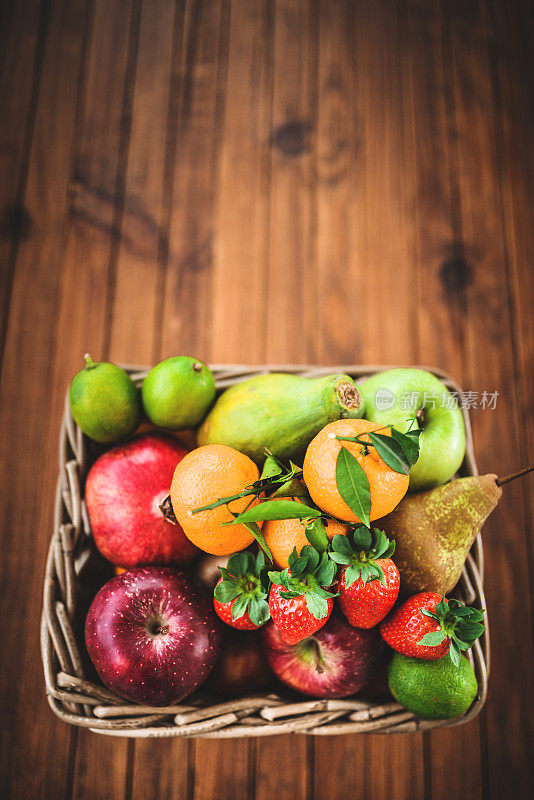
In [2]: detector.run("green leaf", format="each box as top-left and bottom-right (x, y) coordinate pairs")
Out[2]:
(261, 455), (283, 479)
(360, 563), (370, 583)
(332, 533), (354, 556)
(390, 427), (421, 467)
(248, 597), (270, 626)
(329, 551), (352, 565)
(314, 585), (338, 599)
(227, 551), (251, 577)
(368, 433), (410, 475)
(455, 637), (471, 651)
(230, 499), (322, 524)
(418, 630), (447, 647)
(456, 621), (485, 641)
(304, 519), (330, 553)
(214, 581), (240, 603)
(300, 545), (320, 572)
(420, 609), (440, 621)
(449, 639), (461, 667)
(315, 557), (336, 587)
(271, 477), (308, 499)
(335, 447), (371, 527)
(231, 593), (250, 621)
(289, 553), (309, 576)
(434, 597), (449, 616)
(370, 529), (395, 560)
(279, 590), (300, 600)
(218, 566), (233, 582)
(369, 562), (386, 584)
(305, 590), (329, 620)
(344, 562), (362, 588)
(267, 570), (284, 585)
(243, 521), (273, 562)
(352, 525), (372, 552)
(255, 549), (265, 573)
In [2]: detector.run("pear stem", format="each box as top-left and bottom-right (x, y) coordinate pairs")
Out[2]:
(496, 465), (534, 486)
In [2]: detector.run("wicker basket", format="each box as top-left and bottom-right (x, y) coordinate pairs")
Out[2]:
(41, 365), (488, 738)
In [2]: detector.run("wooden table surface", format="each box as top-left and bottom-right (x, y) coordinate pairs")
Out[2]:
(1, 0), (533, 797)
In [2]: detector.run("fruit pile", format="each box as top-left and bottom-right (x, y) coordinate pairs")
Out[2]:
(72, 358), (499, 721)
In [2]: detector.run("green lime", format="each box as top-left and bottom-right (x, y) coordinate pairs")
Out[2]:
(388, 652), (478, 719)
(69, 355), (141, 442)
(141, 356), (216, 429)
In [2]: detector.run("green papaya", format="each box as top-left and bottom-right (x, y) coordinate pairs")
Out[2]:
(197, 373), (364, 463)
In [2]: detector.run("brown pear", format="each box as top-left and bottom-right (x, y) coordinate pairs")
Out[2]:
(379, 474), (502, 596)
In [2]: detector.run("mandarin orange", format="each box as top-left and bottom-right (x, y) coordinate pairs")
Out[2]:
(303, 419), (409, 523)
(170, 444), (261, 555)
(263, 497), (348, 569)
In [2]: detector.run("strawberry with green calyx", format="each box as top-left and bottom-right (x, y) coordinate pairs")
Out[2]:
(330, 527), (400, 629)
(268, 546), (338, 645)
(214, 550), (271, 630)
(380, 593), (485, 666)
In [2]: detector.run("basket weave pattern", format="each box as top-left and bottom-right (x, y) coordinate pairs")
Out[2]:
(41, 365), (489, 738)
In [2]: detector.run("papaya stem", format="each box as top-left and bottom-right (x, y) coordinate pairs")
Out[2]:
(496, 465), (534, 486)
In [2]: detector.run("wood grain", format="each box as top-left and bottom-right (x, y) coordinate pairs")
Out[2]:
(0, 0), (533, 797)
(445, 2), (534, 797)
(0, 0), (91, 797)
(398, 2), (485, 795)
(50, 1), (141, 797)
(0, 0), (45, 357)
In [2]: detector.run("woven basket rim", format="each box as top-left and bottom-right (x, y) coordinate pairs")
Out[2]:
(41, 364), (488, 738)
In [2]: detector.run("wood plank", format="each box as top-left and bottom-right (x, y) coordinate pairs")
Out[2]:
(492, 0), (534, 604)
(159, 0), (230, 362)
(255, 736), (311, 800)
(192, 0), (274, 794)
(111, 1), (192, 794)
(314, 733), (365, 800)
(312, 1), (371, 795)
(397, 2), (484, 796)
(315, 2), (423, 795)
(314, 0), (364, 367)
(444, 1), (534, 797)
(44, 0), (140, 796)
(131, 739), (190, 800)
(0, 0), (91, 797)
(207, 0), (273, 365)
(255, 2), (317, 794)
(265, 0), (317, 363)
(108, 0), (180, 365)
(0, 0), (44, 356)
(192, 737), (250, 800)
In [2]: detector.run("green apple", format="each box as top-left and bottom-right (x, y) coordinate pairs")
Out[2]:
(360, 368), (465, 491)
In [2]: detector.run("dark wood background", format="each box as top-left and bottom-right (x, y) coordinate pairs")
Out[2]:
(1, 0), (533, 797)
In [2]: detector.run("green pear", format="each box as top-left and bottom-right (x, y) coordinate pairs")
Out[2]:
(379, 475), (502, 595)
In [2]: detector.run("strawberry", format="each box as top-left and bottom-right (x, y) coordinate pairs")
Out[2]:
(213, 551), (270, 630)
(330, 527), (400, 628)
(268, 546), (337, 645)
(380, 593), (485, 666)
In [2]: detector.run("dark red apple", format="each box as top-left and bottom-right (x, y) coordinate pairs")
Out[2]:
(85, 432), (198, 567)
(206, 629), (273, 697)
(85, 567), (222, 705)
(262, 612), (385, 698)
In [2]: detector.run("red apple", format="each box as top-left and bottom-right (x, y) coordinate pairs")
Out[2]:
(206, 629), (273, 697)
(262, 612), (385, 698)
(85, 432), (198, 567)
(85, 567), (222, 705)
